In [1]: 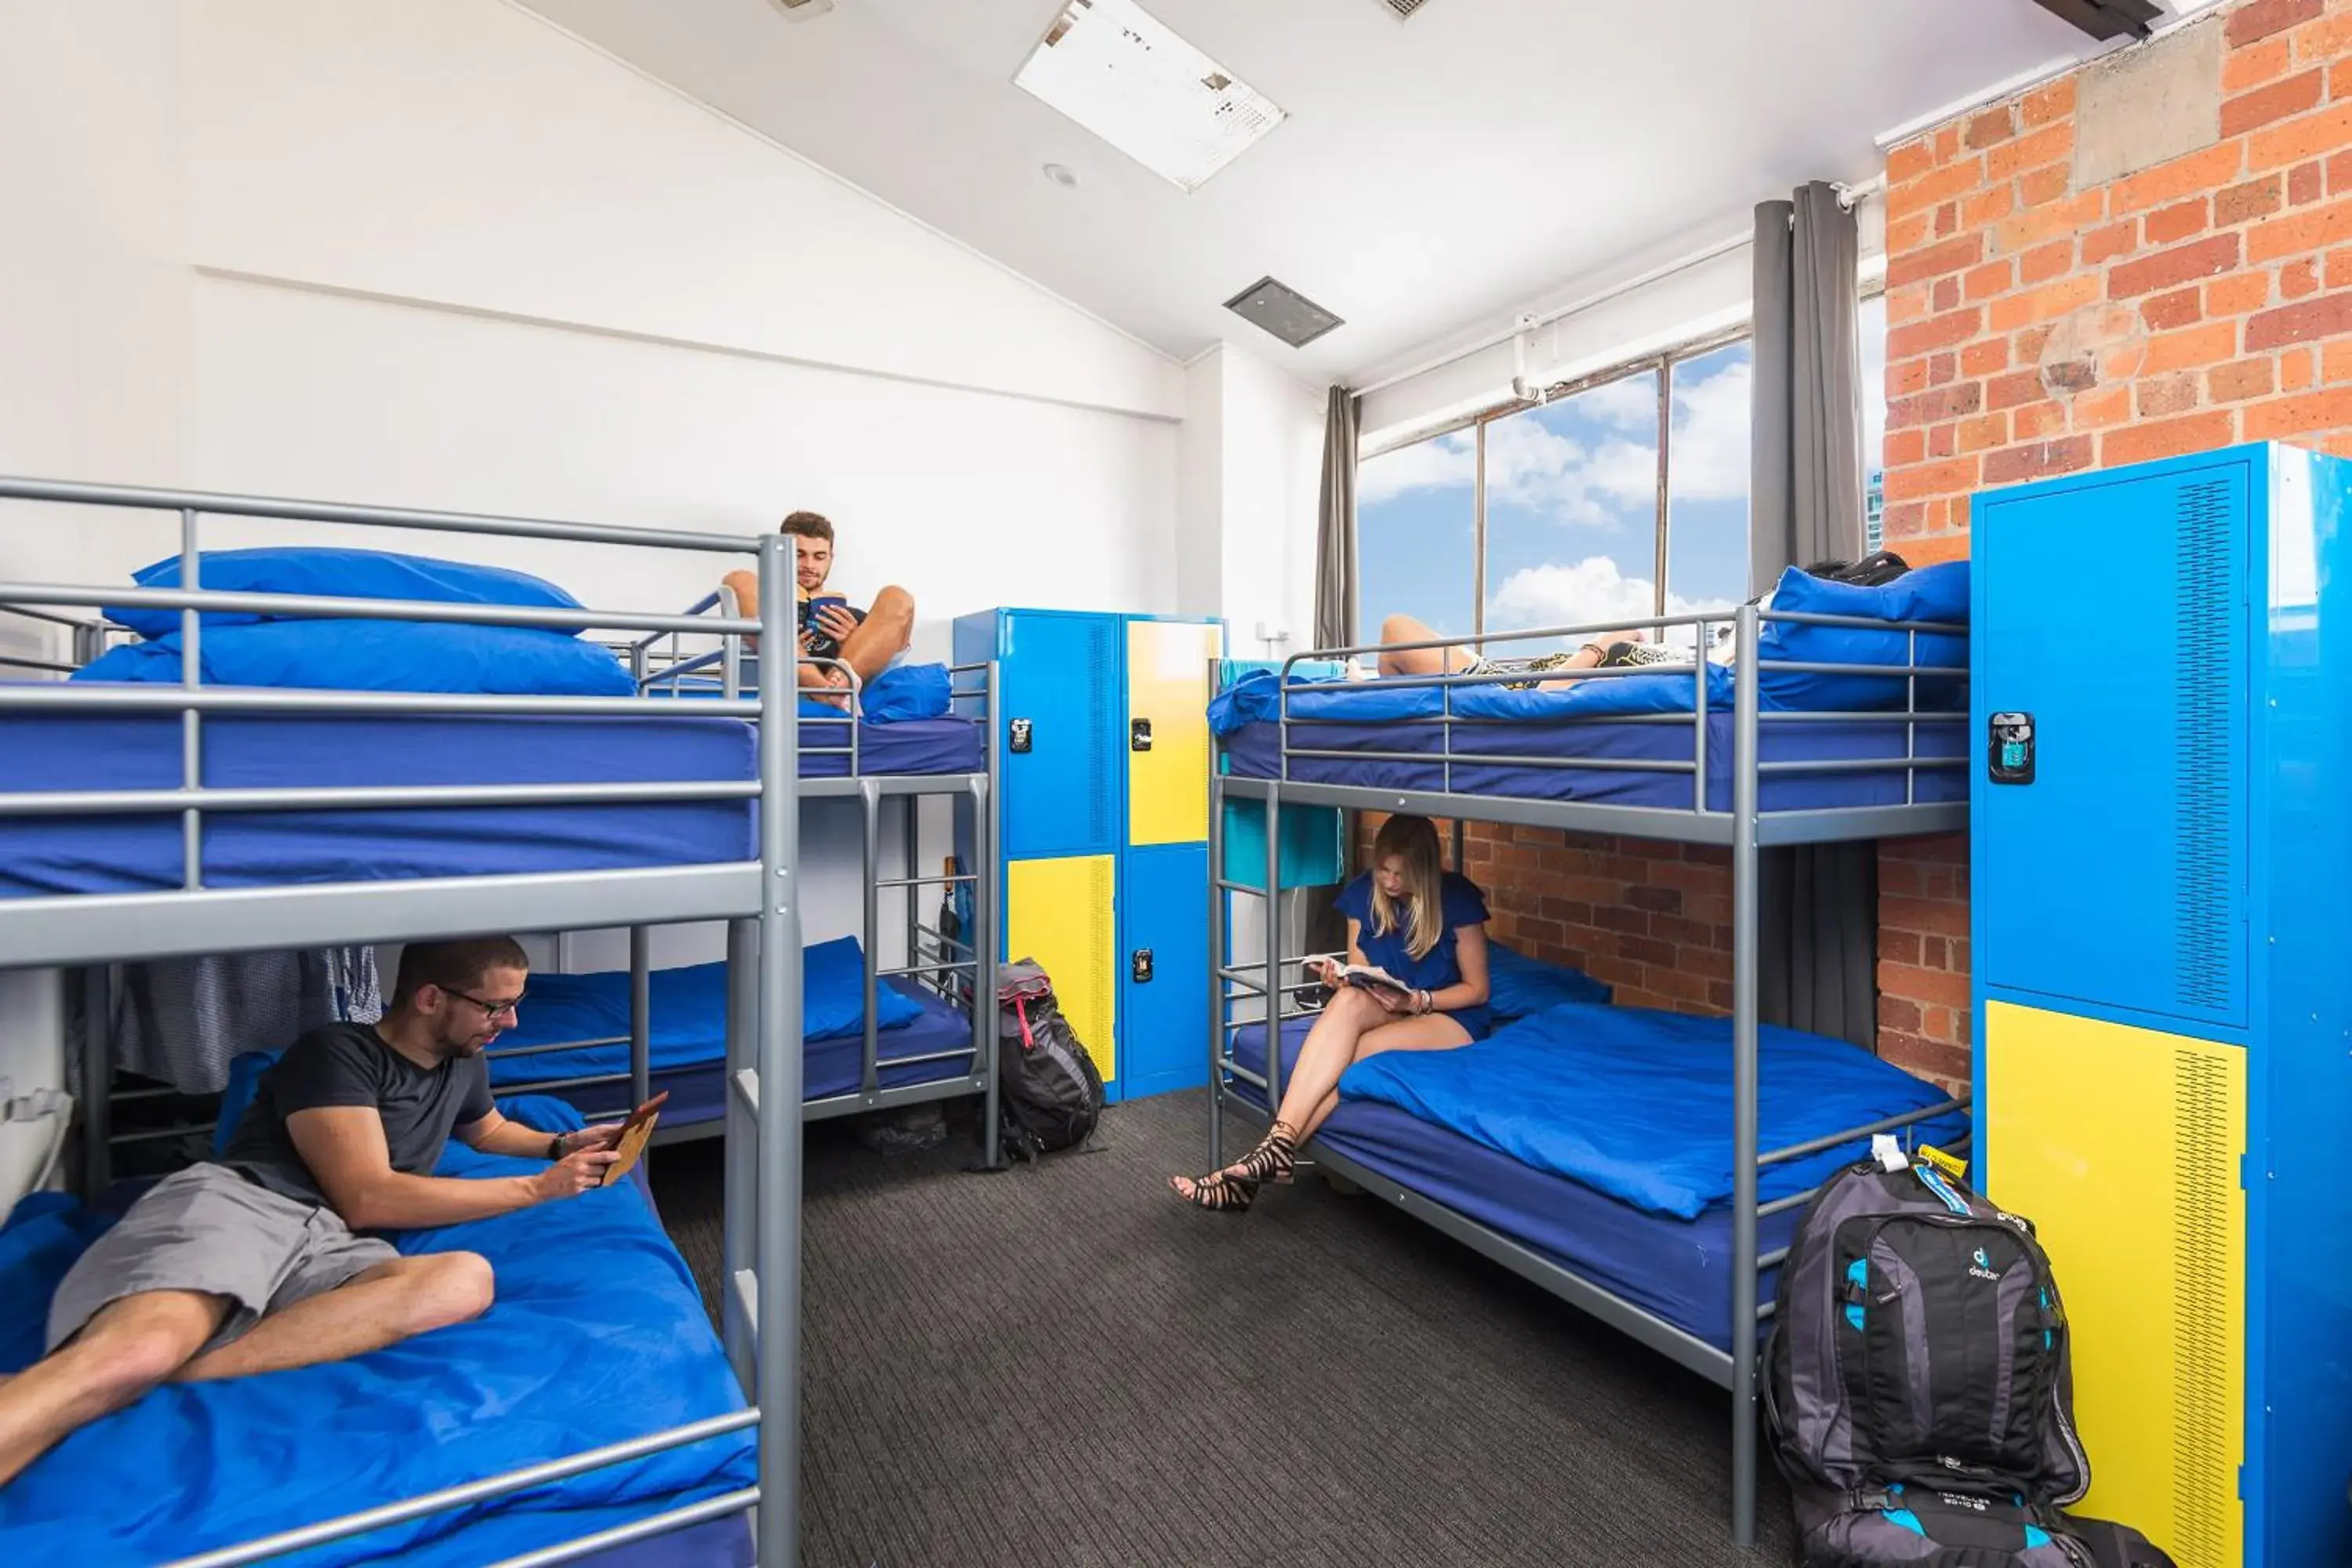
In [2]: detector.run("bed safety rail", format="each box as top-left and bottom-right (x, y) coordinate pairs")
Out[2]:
(0, 476), (804, 1568)
(1207, 600), (1972, 1552)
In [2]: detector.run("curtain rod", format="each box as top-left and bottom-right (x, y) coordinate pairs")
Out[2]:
(1354, 180), (1885, 402)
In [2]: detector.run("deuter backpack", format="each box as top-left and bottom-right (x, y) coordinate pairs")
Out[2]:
(1763, 1156), (2175, 1568)
(993, 960), (1104, 1163)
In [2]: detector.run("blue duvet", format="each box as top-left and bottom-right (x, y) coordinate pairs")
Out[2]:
(0, 1097), (754, 1564)
(1338, 1004), (1966, 1220)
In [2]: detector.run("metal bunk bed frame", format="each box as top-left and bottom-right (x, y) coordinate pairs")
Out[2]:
(0, 476), (824, 1568)
(477, 593), (1005, 1152)
(1207, 604), (1971, 1549)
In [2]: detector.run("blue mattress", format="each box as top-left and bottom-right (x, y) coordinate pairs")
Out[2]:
(503, 978), (979, 1127)
(0, 1096), (755, 1565)
(1228, 1010), (1964, 1352)
(0, 705), (980, 898)
(1222, 710), (1965, 811)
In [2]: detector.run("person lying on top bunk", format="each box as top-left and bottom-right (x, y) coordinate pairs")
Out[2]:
(0, 938), (622, 1490)
(1169, 813), (1492, 1214)
(1370, 612), (1688, 691)
(720, 508), (916, 703)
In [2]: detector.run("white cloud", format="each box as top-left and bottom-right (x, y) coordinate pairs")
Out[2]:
(1486, 555), (1734, 640)
(1358, 429), (1475, 504)
(1570, 372), (1659, 431)
(1482, 410), (1656, 528)
(1668, 358), (1751, 502)
(1859, 295), (1889, 470)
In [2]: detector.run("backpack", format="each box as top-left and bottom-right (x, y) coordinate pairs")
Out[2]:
(1764, 1157), (2175, 1568)
(994, 960), (1104, 1162)
(1801, 550), (1912, 587)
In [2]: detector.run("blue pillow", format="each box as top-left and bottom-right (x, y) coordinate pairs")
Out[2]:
(789, 661), (953, 723)
(73, 619), (635, 696)
(1486, 943), (1612, 1022)
(212, 1049), (281, 1158)
(107, 547), (588, 640)
(804, 935), (925, 1040)
(1757, 561), (1969, 713)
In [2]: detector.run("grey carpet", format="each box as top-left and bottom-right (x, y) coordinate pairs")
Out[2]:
(648, 1091), (1796, 1568)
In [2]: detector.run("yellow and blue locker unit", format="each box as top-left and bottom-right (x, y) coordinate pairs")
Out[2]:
(952, 608), (1224, 1104)
(1972, 442), (2352, 1568)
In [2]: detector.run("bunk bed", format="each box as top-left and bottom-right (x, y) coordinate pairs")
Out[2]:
(0, 477), (822, 1567)
(475, 593), (1002, 1149)
(1207, 568), (1972, 1550)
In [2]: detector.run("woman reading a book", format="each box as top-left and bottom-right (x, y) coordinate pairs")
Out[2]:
(1169, 813), (1490, 1213)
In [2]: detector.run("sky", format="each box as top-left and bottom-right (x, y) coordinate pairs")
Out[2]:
(1359, 309), (1891, 658)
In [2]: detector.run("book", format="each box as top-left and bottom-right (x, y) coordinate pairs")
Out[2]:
(599, 1091), (669, 1187)
(1326, 962), (1411, 997)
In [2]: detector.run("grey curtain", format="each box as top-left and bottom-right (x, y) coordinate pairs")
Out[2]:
(1313, 387), (1359, 648)
(1751, 182), (1877, 1049)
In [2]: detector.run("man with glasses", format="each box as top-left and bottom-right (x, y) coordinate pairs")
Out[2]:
(0, 937), (622, 1490)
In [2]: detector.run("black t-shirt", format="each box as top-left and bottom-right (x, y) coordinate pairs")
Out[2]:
(799, 598), (867, 662)
(221, 1022), (494, 1210)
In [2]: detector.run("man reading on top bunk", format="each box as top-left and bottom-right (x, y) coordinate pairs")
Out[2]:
(0, 937), (622, 1490)
(720, 508), (916, 706)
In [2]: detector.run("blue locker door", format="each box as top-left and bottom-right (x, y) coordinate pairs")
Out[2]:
(1119, 841), (1210, 1101)
(997, 612), (1123, 861)
(1976, 456), (2251, 1029)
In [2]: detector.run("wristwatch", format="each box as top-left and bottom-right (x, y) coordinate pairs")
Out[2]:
(547, 1133), (566, 1161)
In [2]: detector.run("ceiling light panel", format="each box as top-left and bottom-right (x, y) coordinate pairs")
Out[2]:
(1014, 0), (1287, 193)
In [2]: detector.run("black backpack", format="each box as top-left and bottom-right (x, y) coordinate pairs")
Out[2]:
(1801, 549), (1912, 587)
(993, 960), (1104, 1163)
(1764, 1156), (2175, 1568)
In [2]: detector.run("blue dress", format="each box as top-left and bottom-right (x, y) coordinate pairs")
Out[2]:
(1332, 871), (1492, 1040)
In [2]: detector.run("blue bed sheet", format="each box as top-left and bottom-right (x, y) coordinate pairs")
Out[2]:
(510, 980), (980, 1127)
(0, 1096), (755, 1565)
(0, 703), (981, 898)
(1338, 1003), (1965, 1220)
(1229, 1019), (1794, 1351)
(1221, 710), (1965, 810)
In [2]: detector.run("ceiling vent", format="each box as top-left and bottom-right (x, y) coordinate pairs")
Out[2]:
(768, 0), (834, 16)
(1224, 277), (1344, 350)
(2028, 0), (2160, 39)
(1383, 0), (1432, 15)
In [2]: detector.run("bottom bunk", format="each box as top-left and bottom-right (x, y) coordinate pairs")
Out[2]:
(486, 939), (984, 1133)
(0, 1095), (756, 1566)
(1225, 1003), (1968, 1355)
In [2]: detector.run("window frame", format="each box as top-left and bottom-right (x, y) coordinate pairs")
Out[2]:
(1359, 275), (1888, 643)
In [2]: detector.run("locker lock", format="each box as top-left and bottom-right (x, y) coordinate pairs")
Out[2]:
(1987, 711), (2034, 786)
(1131, 949), (1154, 983)
(1009, 717), (1033, 754)
(1131, 717), (1153, 752)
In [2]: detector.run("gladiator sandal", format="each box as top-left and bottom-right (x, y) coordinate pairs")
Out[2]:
(1168, 1171), (1257, 1213)
(1225, 1120), (1298, 1188)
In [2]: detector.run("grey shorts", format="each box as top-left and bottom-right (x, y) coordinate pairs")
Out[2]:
(45, 1162), (397, 1356)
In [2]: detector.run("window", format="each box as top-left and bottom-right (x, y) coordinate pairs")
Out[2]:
(1860, 293), (1889, 554)
(1355, 334), (1751, 657)
(1356, 427), (1478, 644)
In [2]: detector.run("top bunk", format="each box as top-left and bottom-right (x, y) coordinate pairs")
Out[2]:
(1214, 561), (1970, 849)
(0, 476), (984, 967)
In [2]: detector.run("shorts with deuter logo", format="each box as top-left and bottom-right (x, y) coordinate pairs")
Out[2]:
(45, 1162), (397, 1356)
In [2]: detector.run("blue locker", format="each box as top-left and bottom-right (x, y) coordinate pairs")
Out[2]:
(953, 608), (1224, 1103)
(1120, 841), (1210, 1099)
(1972, 444), (2352, 1568)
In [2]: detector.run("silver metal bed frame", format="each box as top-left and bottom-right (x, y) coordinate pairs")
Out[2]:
(0, 477), (831, 1567)
(478, 590), (1005, 1152)
(1208, 604), (1972, 1550)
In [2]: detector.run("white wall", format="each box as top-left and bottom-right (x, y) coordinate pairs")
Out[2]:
(1175, 343), (1325, 661)
(0, 0), (1192, 1200)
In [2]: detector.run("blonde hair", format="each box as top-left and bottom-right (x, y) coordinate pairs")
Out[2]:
(1367, 815), (1446, 960)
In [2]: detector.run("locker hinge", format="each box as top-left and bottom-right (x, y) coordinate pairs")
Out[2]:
(2237, 1463), (2246, 1500)
(2239, 1152), (2254, 1190)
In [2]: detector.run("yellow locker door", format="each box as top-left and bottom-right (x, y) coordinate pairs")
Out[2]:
(1006, 855), (1118, 1084)
(1984, 1001), (2246, 1568)
(1127, 619), (1224, 848)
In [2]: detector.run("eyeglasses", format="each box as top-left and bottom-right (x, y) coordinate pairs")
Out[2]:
(445, 988), (523, 1022)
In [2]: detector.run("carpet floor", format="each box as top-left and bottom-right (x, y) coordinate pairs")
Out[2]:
(648, 1090), (1795, 1568)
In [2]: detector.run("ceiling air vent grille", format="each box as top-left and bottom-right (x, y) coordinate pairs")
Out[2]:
(1384, 0), (1432, 16)
(1224, 277), (1345, 350)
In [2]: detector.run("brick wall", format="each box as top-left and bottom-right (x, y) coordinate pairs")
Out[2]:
(1386, 0), (2352, 1094)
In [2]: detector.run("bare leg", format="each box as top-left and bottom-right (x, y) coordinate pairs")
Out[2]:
(1376, 614), (1479, 678)
(172, 1253), (493, 1384)
(835, 585), (915, 688)
(1290, 1012), (1471, 1144)
(1170, 989), (1385, 1203)
(0, 1290), (225, 1488)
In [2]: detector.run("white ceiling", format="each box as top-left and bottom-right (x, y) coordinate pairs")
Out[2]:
(517, 0), (2190, 384)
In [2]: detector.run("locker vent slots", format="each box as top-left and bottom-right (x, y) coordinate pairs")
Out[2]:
(2172, 477), (2232, 1013)
(2169, 1046), (2231, 1566)
(1085, 621), (1116, 847)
